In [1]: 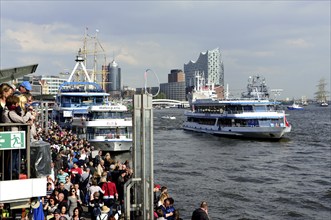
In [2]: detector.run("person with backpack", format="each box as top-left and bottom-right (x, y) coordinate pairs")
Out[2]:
(79, 167), (91, 205)
(97, 206), (110, 220)
(89, 192), (104, 220)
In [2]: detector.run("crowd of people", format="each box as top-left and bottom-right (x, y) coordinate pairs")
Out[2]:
(36, 121), (134, 220)
(0, 82), (210, 220)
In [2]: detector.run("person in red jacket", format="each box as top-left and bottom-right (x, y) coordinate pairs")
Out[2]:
(101, 175), (118, 215)
(70, 162), (83, 184)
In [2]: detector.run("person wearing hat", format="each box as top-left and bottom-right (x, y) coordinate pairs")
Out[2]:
(19, 81), (32, 94)
(13, 81), (32, 96)
(154, 184), (161, 209)
(97, 205), (110, 220)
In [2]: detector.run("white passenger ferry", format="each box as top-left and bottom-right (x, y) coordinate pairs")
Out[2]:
(183, 75), (291, 139)
(72, 103), (132, 151)
(52, 50), (132, 151)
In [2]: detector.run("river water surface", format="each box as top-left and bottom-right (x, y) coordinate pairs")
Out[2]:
(152, 106), (331, 220)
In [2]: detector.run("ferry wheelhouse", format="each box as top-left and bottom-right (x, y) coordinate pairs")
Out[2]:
(183, 75), (291, 139)
(52, 81), (110, 129)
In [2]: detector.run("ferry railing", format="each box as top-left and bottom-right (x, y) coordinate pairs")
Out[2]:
(193, 108), (284, 114)
(88, 132), (133, 139)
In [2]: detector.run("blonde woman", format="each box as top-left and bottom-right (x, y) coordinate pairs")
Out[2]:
(17, 94), (37, 139)
(18, 94), (28, 113)
(157, 192), (169, 208)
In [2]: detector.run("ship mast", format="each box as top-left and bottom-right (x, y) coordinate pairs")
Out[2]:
(315, 78), (329, 103)
(81, 28), (107, 88)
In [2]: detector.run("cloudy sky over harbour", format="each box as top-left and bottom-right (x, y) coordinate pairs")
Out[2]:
(1, 1), (330, 100)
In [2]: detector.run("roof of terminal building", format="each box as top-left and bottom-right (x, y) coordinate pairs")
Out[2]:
(0, 64), (38, 82)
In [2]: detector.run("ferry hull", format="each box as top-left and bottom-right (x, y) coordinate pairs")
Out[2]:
(183, 123), (291, 139)
(287, 106), (304, 110)
(89, 139), (132, 152)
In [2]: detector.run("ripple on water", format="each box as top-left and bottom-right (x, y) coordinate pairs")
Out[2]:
(286, 211), (304, 218)
(311, 178), (331, 186)
(219, 191), (251, 202)
(322, 189), (331, 199)
(228, 175), (266, 184)
(301, 198), (330, 211)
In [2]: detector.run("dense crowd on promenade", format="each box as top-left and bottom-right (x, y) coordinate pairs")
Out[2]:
(0, 82), (210, 220)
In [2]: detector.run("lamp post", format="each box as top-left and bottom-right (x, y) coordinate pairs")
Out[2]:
(39, 80), (48, 134)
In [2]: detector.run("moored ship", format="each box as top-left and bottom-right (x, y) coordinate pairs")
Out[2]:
(183, 75), (291, 139)
(52, 50), (133, 151)
(71, 103), (132, 151)
(52, 51), (110, 129)
(315, 78), (329, 107)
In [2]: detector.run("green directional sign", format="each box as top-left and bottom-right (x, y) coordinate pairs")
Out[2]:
(0, 131), (26, 150)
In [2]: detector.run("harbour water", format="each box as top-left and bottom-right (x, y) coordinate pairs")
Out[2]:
(152, 106), (331, 219)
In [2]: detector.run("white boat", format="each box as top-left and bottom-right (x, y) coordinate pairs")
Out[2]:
(71, 104), (132, 152)
(183, 75), (292, 140)
(301, 96), (308, 106)
(52, 50), (132, 151)
(287, 101), (304, 110)
(320, 102), (329, 107)
(161, 116), (176, 120)
(315, 78), (329, 107)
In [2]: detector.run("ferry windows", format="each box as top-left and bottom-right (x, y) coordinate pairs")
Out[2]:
(95, 97), (104, 104)
(243, 105), (253, 112)
(91, 112), (124, 119)
(254, 106), (266, 112)
(259, 120), (271, 127)
(247, 119), (258, 127)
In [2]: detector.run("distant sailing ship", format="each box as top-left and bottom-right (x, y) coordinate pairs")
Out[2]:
(301, 96), (308, 106)
(314, 78), (329, 107)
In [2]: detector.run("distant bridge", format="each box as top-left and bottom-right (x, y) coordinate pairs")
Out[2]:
(152, 99), (189, 108)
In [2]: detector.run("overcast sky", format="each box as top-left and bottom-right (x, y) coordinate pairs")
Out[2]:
(1, 1), (330, 100)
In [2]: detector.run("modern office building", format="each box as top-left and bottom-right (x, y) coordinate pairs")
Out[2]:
(159, 69), (186, 101)
(184, 48), (224, 89)
(168, 69), (185, 83)
(160, 82), (186, 101)
(104, 59), (121, 97)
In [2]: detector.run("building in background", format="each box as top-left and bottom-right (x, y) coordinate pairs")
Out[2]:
(168, 69), (185, 83)
(160, 69), (186, 101)
(135, 87), (159, 96)
(104, 59), (122, 98)
(15, 75), (67, 97)
(184, 48), (224, 92)
(122, 86), (136, 99)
